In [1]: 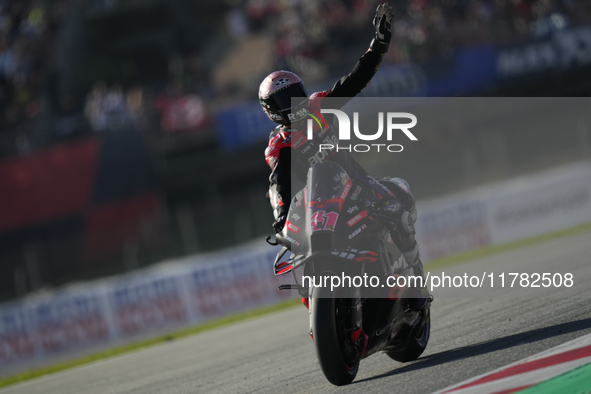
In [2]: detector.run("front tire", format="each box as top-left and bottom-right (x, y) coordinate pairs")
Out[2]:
(310, 286), (359, 386)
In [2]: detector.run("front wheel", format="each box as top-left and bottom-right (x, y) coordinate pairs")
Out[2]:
(310, 286), (360, 386)
(386, 307), (430, 362)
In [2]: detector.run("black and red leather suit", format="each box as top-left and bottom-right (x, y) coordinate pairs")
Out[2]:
(264, 49), (417, 251)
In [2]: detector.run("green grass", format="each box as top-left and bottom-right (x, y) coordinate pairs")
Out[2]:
(0, 298), (300, 389)
(2, 220), (591, 389)
(425, 221), (591, 271)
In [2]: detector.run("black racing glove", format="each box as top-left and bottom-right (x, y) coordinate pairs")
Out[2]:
(370, 198), (403, 232)
(370, 197), (416, 234)
(272, 215), (287, 234)
(370, 3), (394, 54)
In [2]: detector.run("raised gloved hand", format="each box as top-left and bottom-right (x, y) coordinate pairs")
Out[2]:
(370, 3), (394, 54)
(272, 215), (287, 233)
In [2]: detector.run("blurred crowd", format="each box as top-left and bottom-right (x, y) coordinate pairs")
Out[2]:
(385, 0), (589, 64)
(0, 0), (64, 154)
(245, 0), (376, 83)
(1, 0), (591, 158)
(83, 52), (210, 136)
(231, 0), (591, 91)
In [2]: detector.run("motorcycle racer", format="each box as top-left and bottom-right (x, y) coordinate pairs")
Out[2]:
(260, 4), (429, 311)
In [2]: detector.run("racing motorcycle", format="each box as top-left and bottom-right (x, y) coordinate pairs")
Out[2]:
(267, 161), (431, 386)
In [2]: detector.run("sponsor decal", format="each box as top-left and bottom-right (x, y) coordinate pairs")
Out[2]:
(340, 182), (352, 200)
(286, 221), (300, 234)
(311, 210), (339, 231)
(348, 223), (367, 239)
(332, 172), (349, 185)
(288, 107), (308, 122)
(295, 191), (303, 207)
(347, 205), (359, 214)
(350, 186), (363, 200)
(347, 210), (368, 227)
(291, 213), (301, 221)
(334, 172), (350, 186)
(307, 134), (338, 166)
(284, 234), (300, 246)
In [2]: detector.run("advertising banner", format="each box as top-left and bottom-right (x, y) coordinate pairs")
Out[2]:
(185, 247), (288, 321)
(0, 303), (36, 367)
(0, 242), (288, 374)
(416, 199), (491, 262)
(497, 25), (591, 80)
(107, 274), (190, 338)
(485, 163), (591, 245)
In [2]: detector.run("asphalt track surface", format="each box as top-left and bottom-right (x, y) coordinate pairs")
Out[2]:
(2, 231), (591, 394)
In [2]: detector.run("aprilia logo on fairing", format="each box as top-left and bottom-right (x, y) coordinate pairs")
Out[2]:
(307, 134), (338, 166)
(307, 109), (417, 153)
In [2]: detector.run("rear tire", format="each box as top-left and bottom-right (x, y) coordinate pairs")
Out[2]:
(310, 286), (359, 386)
(386, 307), (430, 362)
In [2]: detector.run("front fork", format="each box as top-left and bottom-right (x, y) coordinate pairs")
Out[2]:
(342, 287), (363, 339)
(342, 288), (368, 359)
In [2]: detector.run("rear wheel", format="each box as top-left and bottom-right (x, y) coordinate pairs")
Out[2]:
(310, 286), (360, 386)
(386, 307), (430, 362)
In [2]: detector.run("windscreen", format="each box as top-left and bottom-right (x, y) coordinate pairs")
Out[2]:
(307, 162), (351, 204)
